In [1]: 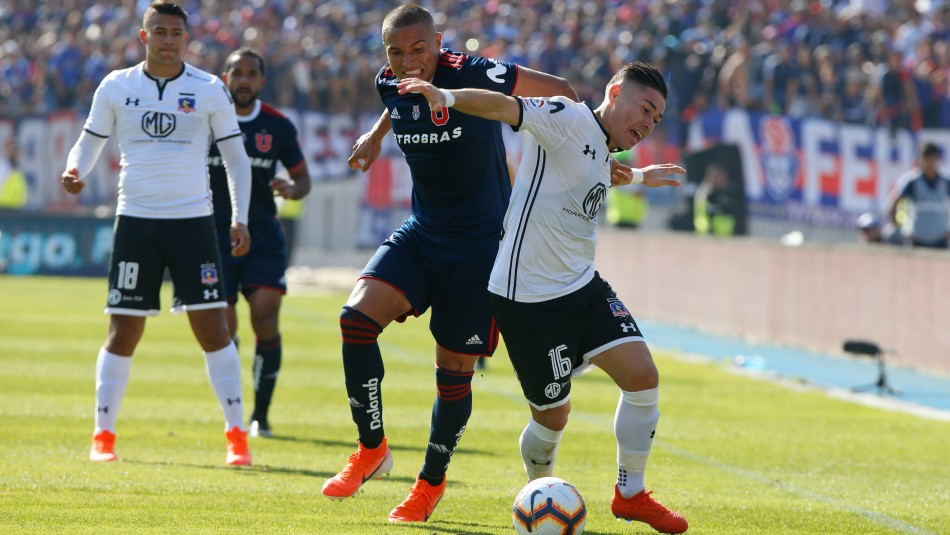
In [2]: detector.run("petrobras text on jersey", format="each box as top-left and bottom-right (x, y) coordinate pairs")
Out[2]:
(207, 155), (275, 169)
(394, 127), (462, 146)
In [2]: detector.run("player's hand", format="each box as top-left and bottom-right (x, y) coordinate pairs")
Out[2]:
(641, 163), (686, 188)
(396, 78), (446, 112)
(61, 168), (86, 195)
(269, 177), (299, 200)
(230, 223), (251, 257)
(348, 131), (383, 173)
(610, 158), (633, 186)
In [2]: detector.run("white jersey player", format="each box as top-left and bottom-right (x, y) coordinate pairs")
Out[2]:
(61, 1), (254, 467)
(399, 62), (689, 534)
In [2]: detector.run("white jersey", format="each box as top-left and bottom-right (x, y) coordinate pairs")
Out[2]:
(82, 62), (242, 219)
(488, 96), (612, 303)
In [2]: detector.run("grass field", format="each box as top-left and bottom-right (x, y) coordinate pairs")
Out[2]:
(1, 275), (948, 535)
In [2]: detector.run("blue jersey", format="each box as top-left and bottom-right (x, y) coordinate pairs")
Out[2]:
(377, 49), (518, 247)
(208, 101), (305, 225)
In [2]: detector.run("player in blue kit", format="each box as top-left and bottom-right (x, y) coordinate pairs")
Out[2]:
(208, 48), (311, 438)
(321, 3), (578, 523)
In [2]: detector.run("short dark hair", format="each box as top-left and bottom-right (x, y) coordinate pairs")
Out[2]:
(921, 142), (942, 159)
(382, 3), (435, 34)
(225, 47), (266, 75)
(608, 61), (668, 100)
(144, 1), (188, 26)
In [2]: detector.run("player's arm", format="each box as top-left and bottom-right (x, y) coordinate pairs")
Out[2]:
(511, 65), (579, 102)
(347, 109), (391, 173)
(270, 160), (311, 200)
(398, 78), (520, 126)
(216, 134), (253, 257)
(62, 131), (109, 195)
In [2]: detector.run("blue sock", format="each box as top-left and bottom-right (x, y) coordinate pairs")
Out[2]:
(340, 306), (385, 449)
(251, 335), (281, 423)
(420, 366), (474, 485)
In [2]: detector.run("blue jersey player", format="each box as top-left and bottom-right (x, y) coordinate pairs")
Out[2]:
(321, 3), (579, 523)
(208, 48), (311, 438)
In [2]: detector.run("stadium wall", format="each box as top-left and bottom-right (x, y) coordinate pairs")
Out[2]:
(596, 228), (950, 375)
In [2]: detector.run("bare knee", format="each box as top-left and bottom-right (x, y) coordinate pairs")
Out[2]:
(531, 404), (570, 432)
(104, 315), (146, 355)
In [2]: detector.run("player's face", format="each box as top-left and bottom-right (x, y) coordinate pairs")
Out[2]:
(383, 22), (442, 82)
(605, 82), (665, 151)
(141, 13), (187, 67)
(223, 55), (264, 109)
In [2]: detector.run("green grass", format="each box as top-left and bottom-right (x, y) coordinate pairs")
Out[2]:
(1, 275), (947, 534)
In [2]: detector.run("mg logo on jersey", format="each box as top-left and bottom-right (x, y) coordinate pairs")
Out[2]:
(141, 111), (176, 138)
(544, 382), (562, 399)
(255, 133), (272, 152)
(582, 183), (607, 219)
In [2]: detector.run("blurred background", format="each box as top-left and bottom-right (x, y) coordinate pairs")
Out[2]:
(2, 0), (949, 374)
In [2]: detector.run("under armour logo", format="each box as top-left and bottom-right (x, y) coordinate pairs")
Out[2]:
(97, 406), (108, 413)
(583, 144), (596, 159)
(203, 289), (218, 300)
(529, 459), (553, 465)
(227, 397), (241, 405)
(620, 322), (637, 333)
(126, 98), (140, 106)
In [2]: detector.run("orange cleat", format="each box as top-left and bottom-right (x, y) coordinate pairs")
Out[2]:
(90, 430), (118, 462)
(611, 486), (688, 533)
(225, 426), (252, 466)
(321, 438), (393, 499)
(388, 477), (446, 523)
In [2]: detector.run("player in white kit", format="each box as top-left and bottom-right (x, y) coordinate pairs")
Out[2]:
(399, 62), (689, 533)
(61, 1), (254, 466)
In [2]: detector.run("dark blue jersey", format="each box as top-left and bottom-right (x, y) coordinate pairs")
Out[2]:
(377, 49), (518, 247)
(208, 101), (305, 225)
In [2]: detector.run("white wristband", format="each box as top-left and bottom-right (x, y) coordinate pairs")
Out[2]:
(631, 168), (644, 184)
(439, 88), (456, 108)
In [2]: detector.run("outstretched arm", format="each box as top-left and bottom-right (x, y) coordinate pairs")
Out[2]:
(347, 109), (391, 173)
(397, 78), (521, 126)
(512, 65), (578, 102)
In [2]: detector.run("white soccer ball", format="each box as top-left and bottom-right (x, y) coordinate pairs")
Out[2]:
(512, 477), (587, 535)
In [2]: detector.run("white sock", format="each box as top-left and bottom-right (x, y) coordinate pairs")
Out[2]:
(94, 348), (132, 434)
(520, 417), (563, 480)
(204, 343), (245, 431)
(615, 388), (660, 498)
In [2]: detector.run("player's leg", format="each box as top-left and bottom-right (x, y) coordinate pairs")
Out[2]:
(91, 216), (163, 462)
(582, 275), (687, 533)
(238, 218), (288, 437)
(323, 229), (428, 499)
(246, 288), (282, 436)
(489, 291), (582, 483)
(165, 216), (250, 466)
(388, 245), (497, 522)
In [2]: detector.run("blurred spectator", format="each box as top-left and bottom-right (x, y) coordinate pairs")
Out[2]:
(3, 0), (950, 141)
(887, 142), (950, 249)
(694, 164), (739, 237)
(855, 211), (902, 245)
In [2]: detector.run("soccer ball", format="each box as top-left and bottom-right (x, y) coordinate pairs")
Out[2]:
(512, 477), (587, 535)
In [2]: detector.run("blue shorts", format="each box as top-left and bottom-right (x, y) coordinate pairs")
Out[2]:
(217, 218), (288, 304)
(361, 224), (500, 357)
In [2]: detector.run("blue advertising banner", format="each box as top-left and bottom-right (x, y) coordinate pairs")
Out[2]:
(0, 212), (113, 276)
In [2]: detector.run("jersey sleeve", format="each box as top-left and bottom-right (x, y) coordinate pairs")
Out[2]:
(208, 78), (242, 141)
(515, 96), (582, 152)
(462, 54), (518, 95)
(278, 120), (305, 170)
(83, 75), (116, 138)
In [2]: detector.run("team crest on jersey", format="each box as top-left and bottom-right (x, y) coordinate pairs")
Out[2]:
(255, 133), (273, 152)
(607, 298), (630, 318)
(178, 96), (196, 113)
(412, 105), (421, 120)
(200, 263), (218, 285)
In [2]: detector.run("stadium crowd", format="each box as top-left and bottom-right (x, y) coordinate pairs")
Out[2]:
(2, 0), (950, 141)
